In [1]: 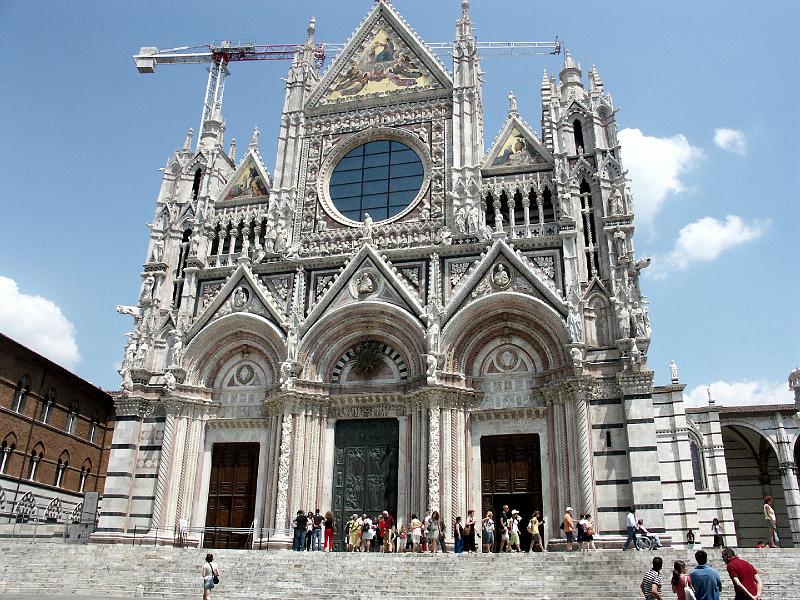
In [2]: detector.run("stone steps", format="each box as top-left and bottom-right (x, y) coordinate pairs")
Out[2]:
(0, 544), (797, 599)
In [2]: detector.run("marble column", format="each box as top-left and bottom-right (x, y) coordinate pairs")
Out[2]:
(776, 413), (800, 547)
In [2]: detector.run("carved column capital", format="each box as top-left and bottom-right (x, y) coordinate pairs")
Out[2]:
(616, 370), (655, 396)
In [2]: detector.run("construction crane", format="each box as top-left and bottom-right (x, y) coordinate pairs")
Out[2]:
(134, 38), (561, 150)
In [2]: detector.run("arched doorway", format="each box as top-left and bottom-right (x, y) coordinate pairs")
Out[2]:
(722, 425), (788, 547)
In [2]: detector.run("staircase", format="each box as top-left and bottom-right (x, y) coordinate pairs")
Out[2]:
(0, 544), (797, 599)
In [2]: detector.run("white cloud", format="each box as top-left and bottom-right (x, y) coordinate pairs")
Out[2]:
(684, 380), (792, 407)
(649, 215), (769, 277)
(0, 275), (81, 369)
(618, 128), (705, 227)
(713, 128), (747, 156)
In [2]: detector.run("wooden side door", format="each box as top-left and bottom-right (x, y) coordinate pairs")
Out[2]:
(204, 443), (259, 549)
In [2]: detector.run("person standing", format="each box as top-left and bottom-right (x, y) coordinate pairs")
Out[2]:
(453, 516), (464, 554)
(686, 529), (696, 550)
(623, 508), (637, 550)
(323, 511), (335, 552)
(311, 509), (324, 551)
(528, 511), (542, 552)
(577, 512), (588, 551)
(689, 550), (722, 600)
(670, 560), (693, 600)
(763, 496), (778, 548)
(509, 510), (521, 552)
(360, 513), (373, 552)
(562, 507), (576, 551)
(410, 513), (423, 553)
(347, 514), (360, 552)
(465, 509), (477, 553)
(427, 511), (440, 553)
(584, 513), (597, 552)
(482, 511), (495, 553)
(202, 553), (219, 600)
(721, 548), (762, 600)
(292, 510), (308, 551)
(305, 509), (313, 551)
(711, 518), (724, 549)
(640, 556), (664, 600)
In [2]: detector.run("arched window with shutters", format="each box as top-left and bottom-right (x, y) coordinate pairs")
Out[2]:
(690, 434), (708, 491)
(11, 376), (30, 413)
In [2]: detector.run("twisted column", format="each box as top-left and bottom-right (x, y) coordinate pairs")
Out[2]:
(428, 407), (440, 511)
(149, 413), (175, 530)
(575, 392), (595, 515)
(275, 413), (292, 529)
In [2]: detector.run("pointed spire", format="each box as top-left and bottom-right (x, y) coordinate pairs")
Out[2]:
(589, 64), (604, 92)
(560, 49), (583, 88)
(183, 128), (194, 151)
(541, 69), (550, 89)
(229, 138), (237, 162)
(303, 16), (316, 65)
(456, 0), (473, 40)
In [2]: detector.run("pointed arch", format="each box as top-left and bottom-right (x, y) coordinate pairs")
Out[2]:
(299, 301), (426, 386)
(585, 293), (613, 347)
(184, 312), (285, 388)
(1, 433), (17, 475)
(442, 292), (569, 374)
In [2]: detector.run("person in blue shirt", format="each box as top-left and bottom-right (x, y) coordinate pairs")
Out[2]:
(690, 549), (723, 600)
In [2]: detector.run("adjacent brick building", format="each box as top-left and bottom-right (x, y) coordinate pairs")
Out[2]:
(0, 333), (114, 522)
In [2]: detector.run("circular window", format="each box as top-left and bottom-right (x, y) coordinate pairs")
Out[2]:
(328, 140), (424, 222)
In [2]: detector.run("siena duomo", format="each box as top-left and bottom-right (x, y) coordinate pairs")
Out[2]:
(98, 0), (800, 550)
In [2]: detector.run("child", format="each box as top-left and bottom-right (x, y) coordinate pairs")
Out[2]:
(399, 526), (407, 553)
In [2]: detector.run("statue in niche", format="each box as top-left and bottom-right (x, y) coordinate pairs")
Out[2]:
(121, 369), (133, 394)
(467, 205), (481, 234)
(356, 272), (375, 295)
(123, 339), (137, 370)
(492, 264), (511, 288)
(232, 286), (249, 310)
(150, 235), (164, 262)
(163, 370), (177, 392)
(286, 313), (300, 362)
(631, 301), (650, 338)
(190, 229), (201, 255)
(362, 213), (374, 239)
(274, 229), (287, 253)
(560, 195), (573, 219)
(241, 233), (251, 257)
(613, 228), (627, 258)
(610, 188), (625, 215)
(611, 297), (631, 339)
(139, 275), (155, 303)
(438, 227), (452, 245)
(495, 209), (504, 230)
(566, 288), (583, 343)
(670, 360), (679, 383)
(134, 340), (148, 369)
(264, 227), (276, 253)
(426, 353), (438, 378)
(570, 346), (583, 368)
(169, 335), (183, 368)
(454, 207), (467, 234)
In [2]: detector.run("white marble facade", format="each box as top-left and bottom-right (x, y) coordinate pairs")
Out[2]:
(96, 1), (800, 548)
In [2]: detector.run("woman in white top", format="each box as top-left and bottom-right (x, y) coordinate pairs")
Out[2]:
(764, 495), (778, 547)
(360, 514), (374, 552)
(202, 553), (219, 600)
(482, 511), (495, 553)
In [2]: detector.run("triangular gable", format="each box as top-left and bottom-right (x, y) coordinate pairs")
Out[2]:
(443, 238), (567, 326)
(302, 243), (425, 335)
(482, 115), (553, 175)
(583, 276), (610, 300)
(307, 2), (451, 108)
(216, 150), (271, 204)
(564, 98), (591, 119)
(188, 263), (287, 341)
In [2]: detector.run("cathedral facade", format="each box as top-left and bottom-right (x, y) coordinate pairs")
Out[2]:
(97, 1), (800, 549)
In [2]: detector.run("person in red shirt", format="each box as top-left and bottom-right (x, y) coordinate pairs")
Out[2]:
(721, 548), (762, 600)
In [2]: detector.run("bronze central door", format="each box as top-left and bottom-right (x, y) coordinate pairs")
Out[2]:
(204, 442), (259, 549)
(481, 433), (542, 551)
(332, 419), (399, 551)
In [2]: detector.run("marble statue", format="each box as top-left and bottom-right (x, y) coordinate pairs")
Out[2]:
(150, 236), (164, 262)
(274, 229), (287, 253)
(570, 346), (583, 368)
(670, 360), (679, 383)
(426, 353), (438, 378)
(356, 272), (375, 294)
(508, 91), (518, 112)
(612, 297), (631, 339)
(610, 188), (624, 215)
(362, 213), (374, 239)
(134, 341), (148, 369)
(163, 370), (177, 392)
(567, 304), (583, 343)
(232, 286), (248, 309)
(492, 264), (511, 287)
(169, 336), (183, 368)
(190, 229), (201, 255)
(467, 205), (480, 234)
(454, 207), (467, 234)
(139, 275), (155, 303)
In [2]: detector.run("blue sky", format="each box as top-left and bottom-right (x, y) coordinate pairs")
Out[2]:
(1, 1), (797, 404)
